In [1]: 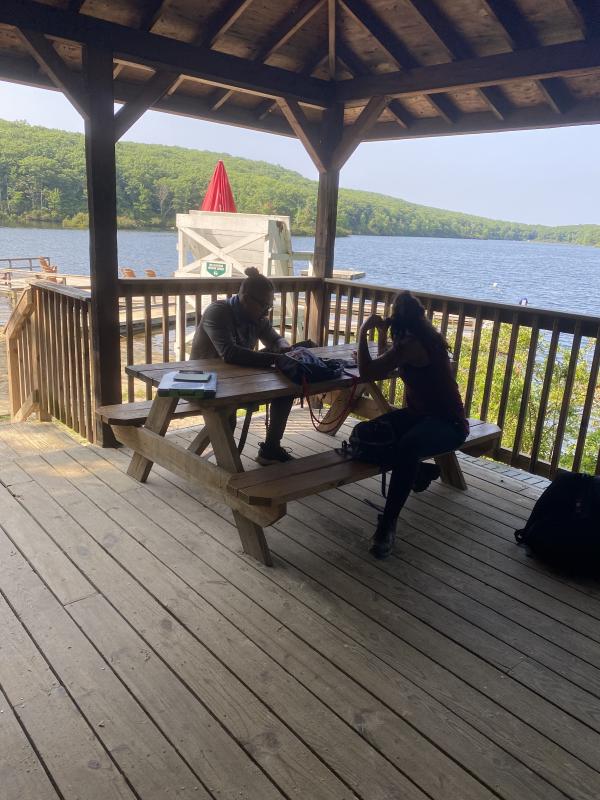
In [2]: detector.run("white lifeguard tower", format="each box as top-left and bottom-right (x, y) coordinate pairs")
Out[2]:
(174, 209), (314, 279)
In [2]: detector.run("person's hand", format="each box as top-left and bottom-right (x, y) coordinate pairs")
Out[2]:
(278, 340), (292, 353)
(361, 314), (384, 333)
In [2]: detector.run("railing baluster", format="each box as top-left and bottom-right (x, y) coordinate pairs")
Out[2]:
(344, 286), (354, 344)
(60, 295), (72, 429)
(572, 326), (600, 472)
(73, 300), (86, 436)
(81, 301), (94, 442)
(530, 321), (560, 474)
(162, 292), (170, 363)
(512, 316), (540, 460)
(550, 322), (582, 475)
(495, 312), (520, 452)
(66, 297), (78, 433)
(125, 292), (134, 402)
(34, 289), (49, 420)
(279, 288), (287, 338)
(439, 301), (449, 340)
(332, 286), (343, 345)
(480, 310), (501, 421)
(144, 295), (153, 399)
(291, 288), (299, 344)
(452, 304), (466, 366)
(464, 308), (483, 417)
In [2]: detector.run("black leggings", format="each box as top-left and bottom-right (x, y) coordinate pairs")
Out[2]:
(379, 409), (468, 527)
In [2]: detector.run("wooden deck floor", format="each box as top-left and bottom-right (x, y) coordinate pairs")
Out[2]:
(1, 412), (600, 800)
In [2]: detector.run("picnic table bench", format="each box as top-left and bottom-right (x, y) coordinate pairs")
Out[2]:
(97, 344), (501, 566)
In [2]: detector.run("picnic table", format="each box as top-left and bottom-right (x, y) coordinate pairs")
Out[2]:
(98, 343), (501, 566)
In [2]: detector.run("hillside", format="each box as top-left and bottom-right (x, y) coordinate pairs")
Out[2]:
(1, 118), (599, 245)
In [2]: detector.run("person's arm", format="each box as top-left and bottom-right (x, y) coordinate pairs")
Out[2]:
(357, 316), (429, 381)
(201, 304), (277, 367)
(258, 318), (291, 353)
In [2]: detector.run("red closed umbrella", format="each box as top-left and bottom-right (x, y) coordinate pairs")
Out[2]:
(201, 160), (237, 212)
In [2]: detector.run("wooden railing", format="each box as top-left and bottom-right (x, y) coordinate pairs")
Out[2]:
(5, 282), (95, 441)
(0, 256), (50, 271)
(117, 276), (320, 402)
(325, 279), (600, 477)
(5, 274), (599, 478)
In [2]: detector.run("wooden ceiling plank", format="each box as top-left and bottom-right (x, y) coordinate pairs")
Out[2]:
(16, 28), (88, 117)
(406, 0), (509, 118)
(0, 0), (332, 107)
(139, 0), (171, 33)
(213, 0), (326, 114)
(277, 97), (328, 171)
(336, 37), (600, 101)
(479, 0), (573, 114)
(332, 95), (389, 168)
(337, 39), (411, 128)
(198, 0), (257, 47)
(562, 1), (600, 37)
(114, 70), (178, 140)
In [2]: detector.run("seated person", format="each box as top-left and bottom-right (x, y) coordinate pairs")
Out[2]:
(190, 267), (294, 465)
(357, 291), (469, 559)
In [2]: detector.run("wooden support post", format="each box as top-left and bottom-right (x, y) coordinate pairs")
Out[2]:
(307, 167), (339, 345)
(84, 46), (122, 446)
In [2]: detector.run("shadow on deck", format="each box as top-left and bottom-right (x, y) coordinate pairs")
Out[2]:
(1, 411), (600, 800)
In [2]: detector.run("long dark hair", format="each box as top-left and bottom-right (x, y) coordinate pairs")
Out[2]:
(390, 291), (450, 352)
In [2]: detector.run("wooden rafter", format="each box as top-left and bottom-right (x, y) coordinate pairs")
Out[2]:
(0, 0), (332, 108)
(331, 95), (389, 168)
(67, 0), (86, 11)
(562, 0), (600, 37)
(114, 70), (177, 140)
(336, 39), (411, 128)
(338, 0), (459, 123)
(196, 0), (256, 47)
(479, 0), (573, 113)
(405, 0), (509, 120)
(255, 51), (329, 121)
(336, 37), (600, 101)
(16, 28), (88, 117)
(138, 0), (171, 32)
(277, 98), (328, 171)
(328, 0), (336, 80)
(210, 0), (327, 112)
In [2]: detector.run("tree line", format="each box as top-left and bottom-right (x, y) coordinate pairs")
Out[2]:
(1, 118), (600, 246)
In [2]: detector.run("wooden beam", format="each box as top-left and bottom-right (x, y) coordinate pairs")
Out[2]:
(277, 98), (327, 171)
(479, 0), (574, 113)
(113, 70), (177, 140)
(328, 0), (336, 79)
(16, 28), (88, 117)
(336, 37), (600, 101)
(139, 0), (171, 32)
(336, 40), (411, 127)
(212, 0), (327, 114)
(83, 46), (122, 445)
(331, 95), (389, 168)
(254, 50), (329, 122)
(0, 0), (332, 108)
(67, 0), (86, 11)
(405, 0), (509, 119)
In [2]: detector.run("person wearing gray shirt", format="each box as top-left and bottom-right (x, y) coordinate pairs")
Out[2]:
(190, 267), (294, 464)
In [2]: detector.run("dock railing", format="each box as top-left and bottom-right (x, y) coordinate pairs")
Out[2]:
(5, 275), (599, 476)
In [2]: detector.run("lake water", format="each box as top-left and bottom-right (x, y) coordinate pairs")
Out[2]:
(1, 225), (599, 316)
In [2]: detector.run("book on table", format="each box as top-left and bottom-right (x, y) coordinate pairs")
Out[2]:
(157, 370), (218, 398)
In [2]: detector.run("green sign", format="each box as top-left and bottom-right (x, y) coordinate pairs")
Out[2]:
(206, 261), (227, 277)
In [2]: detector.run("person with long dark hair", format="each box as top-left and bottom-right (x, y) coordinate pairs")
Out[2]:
(357, 291), (469, 558)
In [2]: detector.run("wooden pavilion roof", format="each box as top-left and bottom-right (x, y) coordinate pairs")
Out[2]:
(1, 1), (600, 147)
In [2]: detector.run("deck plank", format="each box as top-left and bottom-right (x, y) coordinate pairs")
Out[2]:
(2, 412), (600, 800)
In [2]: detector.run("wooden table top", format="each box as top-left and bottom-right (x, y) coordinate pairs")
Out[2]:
(125, 343), (371, 410)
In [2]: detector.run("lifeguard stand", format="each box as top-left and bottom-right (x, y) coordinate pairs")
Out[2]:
(173, 210), (314, 358)
(174, 210), (313, 278)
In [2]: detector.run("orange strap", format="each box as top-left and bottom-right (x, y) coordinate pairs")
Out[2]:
(302, 375), (359, 433)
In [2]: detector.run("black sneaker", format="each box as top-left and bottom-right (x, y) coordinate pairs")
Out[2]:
(256, 442), (294, 465)
(412, 462), (441, 493)
(370, 514), (396, 559)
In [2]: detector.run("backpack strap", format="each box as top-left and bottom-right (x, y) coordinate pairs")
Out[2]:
(302, 375), (359, 432)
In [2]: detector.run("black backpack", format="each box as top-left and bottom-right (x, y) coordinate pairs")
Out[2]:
(276, 347), (345, 385)
(515, 472), (600, 574)
(345, 418), (400, 468)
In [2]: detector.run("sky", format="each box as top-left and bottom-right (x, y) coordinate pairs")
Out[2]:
(2, 81), (600, 227)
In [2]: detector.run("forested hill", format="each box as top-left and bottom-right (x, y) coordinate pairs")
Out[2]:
(1, 118), (599, 246)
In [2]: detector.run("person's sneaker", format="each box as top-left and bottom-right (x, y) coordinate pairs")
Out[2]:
(256, 442), (294, 465)
(370, 514), (396, 559)
(412, 462), (441, 493)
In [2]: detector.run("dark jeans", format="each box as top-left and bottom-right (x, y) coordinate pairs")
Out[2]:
(229, 395), (294, 448)
(378, 409), (468, 527)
